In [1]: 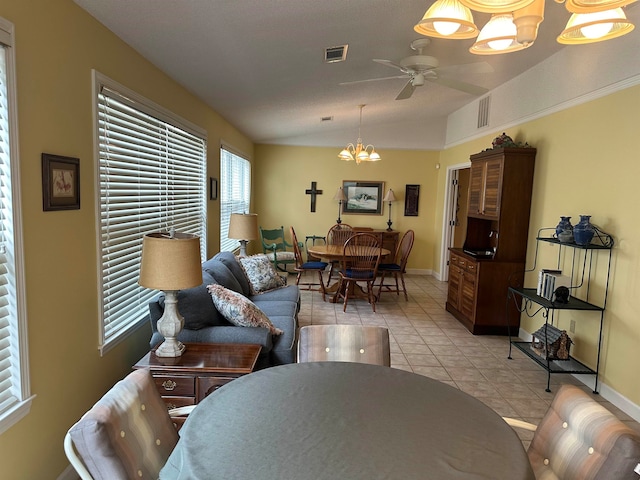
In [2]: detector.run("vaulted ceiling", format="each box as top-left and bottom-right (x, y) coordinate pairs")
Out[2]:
(74, 0), (638, 150)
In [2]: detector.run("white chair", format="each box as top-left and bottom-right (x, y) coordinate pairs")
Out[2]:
(503, 384), (640, 479)
(64, 368), (194, 480)
(297, 325), (391, 366)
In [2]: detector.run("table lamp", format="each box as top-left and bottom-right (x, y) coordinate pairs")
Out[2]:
(333, 187), (347, 224)
(139, 231), (202, 357)
(383, 189), (397, 231)
(228, 213), (258, 257)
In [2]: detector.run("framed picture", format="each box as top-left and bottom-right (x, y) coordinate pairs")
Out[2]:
(209, 177), (218, 200)
(404, 184), (420, 216)
(342, 180), (384, 215)
(42, 153), (80, 211)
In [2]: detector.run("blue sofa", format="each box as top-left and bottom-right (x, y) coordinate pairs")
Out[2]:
(149, 252), (299, 368)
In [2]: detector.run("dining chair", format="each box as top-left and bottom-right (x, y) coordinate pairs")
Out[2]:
(259, 225), (296, 272)
(290, 226), (328, 300)
(64, 368), (194, 480)
(325, 223), (354, 286)
(297, 325), (391, 366)
(335, 232), (382, 312)
(503, 384), (640, 480)
(377, 229), (415, 301)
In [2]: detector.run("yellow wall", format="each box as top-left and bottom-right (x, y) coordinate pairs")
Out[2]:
(253, 145), (440, 272)
(434, 86), (640, 406)
(0, 1), (252, 478)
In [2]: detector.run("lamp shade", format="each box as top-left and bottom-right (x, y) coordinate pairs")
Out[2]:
(228, 213), (259, 240)
(333, 187), (347, 202)
(383, 189), (397, 202)
(139, 232), (202, 291)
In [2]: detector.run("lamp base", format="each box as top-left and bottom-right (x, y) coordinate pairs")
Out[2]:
(238, 239), (249, 257)
(155, 290), (186, 358)
(386, 220), (393, 231)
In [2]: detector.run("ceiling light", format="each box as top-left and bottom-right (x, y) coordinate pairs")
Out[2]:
(338, 105), (381, 165)
(558, 7), (634, 43)
(413, 0), (479, 39)
(415, 0), (635, 53)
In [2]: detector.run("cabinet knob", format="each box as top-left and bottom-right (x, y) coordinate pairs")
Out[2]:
(162, 380), (177, 391)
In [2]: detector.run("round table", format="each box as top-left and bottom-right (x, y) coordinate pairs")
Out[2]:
(307, 244), (390, 261)
(160, 362), (534, 480)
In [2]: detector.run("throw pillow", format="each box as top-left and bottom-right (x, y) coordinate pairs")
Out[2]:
(207, 284), (283, 335)
(238, 254), (286, 295)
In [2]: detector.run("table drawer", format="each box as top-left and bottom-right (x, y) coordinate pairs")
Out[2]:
(162, 396), (196, 411)
(154, 375), (195, 396)
(197, 376), (233, 400)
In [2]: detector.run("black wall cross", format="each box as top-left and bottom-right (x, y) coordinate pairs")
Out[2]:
(305, 181), (323, 212)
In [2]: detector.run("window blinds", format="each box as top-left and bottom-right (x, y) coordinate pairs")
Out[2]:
(97, 85), (207, 349)
(219, 147), (251, 252)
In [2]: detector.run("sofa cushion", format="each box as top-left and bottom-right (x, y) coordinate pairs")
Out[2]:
(156, 271), (229, 330)
(207, 284), (283, 335)
(249, 284), (300, 306)
(211, 251), (251, 296)
(238, 254), (286, 295)
(203, 260), (244, 294)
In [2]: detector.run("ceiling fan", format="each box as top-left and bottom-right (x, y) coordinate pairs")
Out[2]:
(341, 39), (492, 100)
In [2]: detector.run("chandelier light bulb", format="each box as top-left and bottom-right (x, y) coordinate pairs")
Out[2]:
(484, 14), (517, 50)
(575, 9), (621, 38)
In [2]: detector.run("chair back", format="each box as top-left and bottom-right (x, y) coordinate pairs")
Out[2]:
(297, 325), (391, 366)
(342, 233), (381, 279)
(397, 229), (415, 271)
(65, 368), (179, 480)
(290, 226), (304, 268)
(259, 226), (289, 252)
(327, 223), (354, 246)
(528, 384), (640, 479)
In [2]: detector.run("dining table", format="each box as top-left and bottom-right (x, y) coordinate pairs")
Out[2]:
(160, 362), (534, 480)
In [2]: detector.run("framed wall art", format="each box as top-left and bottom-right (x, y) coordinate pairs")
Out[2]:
(42, 153), (80, 211)
(342, 180), (384, 215)
(209, 177), (218, 200)
(404, 184), (420, 216)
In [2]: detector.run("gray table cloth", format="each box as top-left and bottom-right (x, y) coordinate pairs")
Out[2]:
(160, 362), (534, 480)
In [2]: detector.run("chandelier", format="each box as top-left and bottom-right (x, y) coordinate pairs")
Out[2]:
(414, 0), (635, 55)
(338, 105), (381, 165)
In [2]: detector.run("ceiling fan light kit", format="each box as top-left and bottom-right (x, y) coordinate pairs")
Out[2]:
(338, 105), (381, 165)
(415, 0), (635, 53)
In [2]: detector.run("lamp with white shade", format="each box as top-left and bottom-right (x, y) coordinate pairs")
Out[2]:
(333, 187), (347, 224)
(228, 213), (259, 257)
(383, 189), (397, 231)
(138, 231), (202, 358)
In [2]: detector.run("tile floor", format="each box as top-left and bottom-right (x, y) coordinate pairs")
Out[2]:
(294, 272), (640, 449)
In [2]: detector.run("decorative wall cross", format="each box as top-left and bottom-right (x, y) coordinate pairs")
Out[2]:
(305, 181), (323, 212)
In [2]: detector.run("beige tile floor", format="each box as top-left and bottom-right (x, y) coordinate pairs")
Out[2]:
(294, 272), (640, 449)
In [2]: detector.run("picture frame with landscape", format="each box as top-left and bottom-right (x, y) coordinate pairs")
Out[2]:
(342, 181), (384, 215)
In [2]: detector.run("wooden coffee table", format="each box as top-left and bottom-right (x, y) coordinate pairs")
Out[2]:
(133, 343), (261, 411)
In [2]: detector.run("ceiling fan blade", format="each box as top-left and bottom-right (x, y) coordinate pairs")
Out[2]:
(339, 74), (407, 86)
(426, 77), (488, 96)
(436, 61), (494, 77)
(373, 59), (405, 72)
(395, 80), (415, 100)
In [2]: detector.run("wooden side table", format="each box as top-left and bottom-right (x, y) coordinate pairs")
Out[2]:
(133, 343), (261, 411)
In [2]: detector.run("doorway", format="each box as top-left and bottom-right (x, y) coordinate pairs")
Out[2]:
(439, 163), (470, 282)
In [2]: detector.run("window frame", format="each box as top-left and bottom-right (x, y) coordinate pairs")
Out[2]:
(0, 17), (33, 436)
(93, 71), (207, 355)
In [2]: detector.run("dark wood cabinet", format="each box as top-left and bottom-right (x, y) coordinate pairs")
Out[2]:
(446, 147), (536, 335)
(353, 228), (399, 262)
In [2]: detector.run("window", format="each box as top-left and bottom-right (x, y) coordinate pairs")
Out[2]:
(95, 72), (207, 354)
(220, 147), (251, 252)
(0, 18), (32, 435)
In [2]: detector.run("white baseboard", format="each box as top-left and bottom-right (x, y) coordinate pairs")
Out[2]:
(517, 328), (640, 423)
(406, 268), (432, 277)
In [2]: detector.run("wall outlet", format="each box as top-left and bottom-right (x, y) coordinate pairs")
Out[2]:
(570, 319), (576, 333)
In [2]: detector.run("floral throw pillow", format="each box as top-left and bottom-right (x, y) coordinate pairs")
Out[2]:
(238, 254), (286, 295)
(207, 284), (283, 335)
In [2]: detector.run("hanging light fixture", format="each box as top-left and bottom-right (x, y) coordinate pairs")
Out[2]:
(338, 105), (381, 165)
(414, 0), (635, 54)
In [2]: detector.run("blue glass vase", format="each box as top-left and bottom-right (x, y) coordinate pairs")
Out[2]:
(573, 215), (595, 246)
(555, 216), (573, 239)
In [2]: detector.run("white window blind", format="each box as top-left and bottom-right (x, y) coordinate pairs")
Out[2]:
(0, 18), (32, 435)
(96, 76), (207, 352)
(220, 147), (251, 252)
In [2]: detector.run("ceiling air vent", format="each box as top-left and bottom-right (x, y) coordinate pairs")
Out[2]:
(477, 95), (490, 128)
(324, 45), (348, 63)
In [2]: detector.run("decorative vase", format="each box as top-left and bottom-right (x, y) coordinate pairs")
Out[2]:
(555, 216), (573, 237)
(573, 215), (595, 246)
